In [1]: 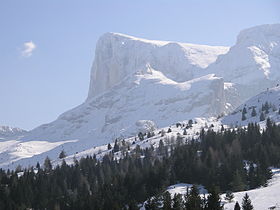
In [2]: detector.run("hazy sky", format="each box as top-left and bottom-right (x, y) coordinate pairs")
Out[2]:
(1, 0), (279, 130)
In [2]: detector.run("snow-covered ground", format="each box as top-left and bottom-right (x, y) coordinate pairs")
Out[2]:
(223, 86), (280, 127)
(0, 117), (222, 170)
(141, 169), (280, 210)
(222, 169), (280, 210)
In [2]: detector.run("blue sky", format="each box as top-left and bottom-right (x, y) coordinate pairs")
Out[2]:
(1, 0), (279, 130)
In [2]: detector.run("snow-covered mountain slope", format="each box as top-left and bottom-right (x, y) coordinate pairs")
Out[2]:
(87, 32), (229, 99)
(23, 68), (225, 144)
(1, 117), (221, 169)
(0, 126), (27, 139)
(223, 86), (280, 127)
(206, 24), (280, 102)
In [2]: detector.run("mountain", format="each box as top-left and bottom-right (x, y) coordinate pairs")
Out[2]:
(0, 126), (27, 139)
(206, 24), (280, 103)
(22, 33), (229, 144)
(1, 23), (280, 169)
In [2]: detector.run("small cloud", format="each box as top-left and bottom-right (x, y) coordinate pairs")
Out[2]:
(21, 41), (36, 57)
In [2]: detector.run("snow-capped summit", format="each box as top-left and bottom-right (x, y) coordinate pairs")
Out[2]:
(237, 24), (280, 46)
(87, 32), (229, 99)
(206, 24), (280, 102)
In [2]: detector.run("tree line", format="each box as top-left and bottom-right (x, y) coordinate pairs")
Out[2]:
(0, 119), (279, 209)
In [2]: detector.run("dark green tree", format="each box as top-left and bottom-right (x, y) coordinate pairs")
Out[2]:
(260, 112), (265, 121)
(251, 107), (257, 117)
(205, 187), (223, 210)
(162, 191), (172, 210)
(225, 191), (234, 203)
(242, 107), (247, 121)
(241, 193), (253, 210)
(59, 150), (66, 159)
(43, 156), (52, 171)
(172, 193), (184, 210)
(185, 185), (202, 210)
(234, 202), (241, 210)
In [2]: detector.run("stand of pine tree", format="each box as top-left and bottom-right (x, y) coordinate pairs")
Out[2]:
(0, 120), (279, 209)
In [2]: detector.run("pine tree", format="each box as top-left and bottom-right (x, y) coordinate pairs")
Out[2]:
(167, 128), (172, 133)
(44, 156), (52, 171)
(113, 139), (120, 153)
(59, 150), (66, 159)
(241, 193), (253, 210)
(234, 202), (241, 210)
(107, 143), (112, 150)
(225, 191), (234, 203)
(172, 193), (184, 210)
(251, 107), (257, 117)
(242, 107), (247, 121)
(145, 196), (161, 210)
(138, 132), (144, 140)
(264, 101), (269, 114)
(188, 119), (193, 127)
(205, 187), (223, 210)
(158, 140), (165, 156)
(260, 112), (265, 121)
(185, 185), (202, 210)
(162, 191), (172, 210)
(231, 170), (245, 192)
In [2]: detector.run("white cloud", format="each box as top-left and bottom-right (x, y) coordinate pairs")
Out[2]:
(21, 41), (36, 57)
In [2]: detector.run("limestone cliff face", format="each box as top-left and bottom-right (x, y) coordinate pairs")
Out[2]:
(87, 32), (228, 99)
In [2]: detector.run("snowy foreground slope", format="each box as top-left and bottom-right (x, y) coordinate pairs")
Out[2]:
(222, 169), (280, 210)
(141, 169), (280, 210)
(1, 23), (280, 170)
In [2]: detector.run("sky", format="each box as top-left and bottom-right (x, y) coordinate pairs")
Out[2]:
(0, 0), (279, 130)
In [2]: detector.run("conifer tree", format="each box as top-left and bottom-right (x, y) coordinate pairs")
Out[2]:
(241, 193), (253, 210)
(234, 201), (241, 210)
(44, 156), (52, 171)
(113, 139), (120, 153)
(59, 150), (66, 159)
(205, 187), (223, 210)
(172, 193), (184, 210)
(225, 191), (234, 203)
(185, 185), (202, 210)
(138, 132), (144, 140)
(260, 112), (265, 121)
(251, 107), (257, 117)
(242, 107), (247, 121)
(162, 191), (172, 210)
(145, 196), (161, 210)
